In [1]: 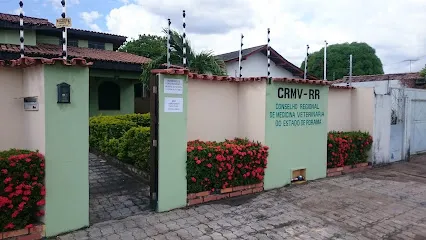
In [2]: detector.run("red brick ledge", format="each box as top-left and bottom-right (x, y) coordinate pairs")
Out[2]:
(1, 224), (45, 240)
(187, 182), (264, 206)
(327, 162), (372, 177)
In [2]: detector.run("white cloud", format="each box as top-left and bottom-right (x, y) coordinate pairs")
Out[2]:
(106, 0), (426, 74)
(45, 0), (80, 10)
(10, 8), (24, 15)
(80, 11), (102, 32)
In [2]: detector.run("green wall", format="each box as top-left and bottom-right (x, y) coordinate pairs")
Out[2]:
(90, 69), (141, 80)
(43, 64), (90, 237)
(0, 29), (36, 45)
(36, 34), (59, 45)
(78, 39), (88, 48)
(89, 76), (136, 117)
(157, 74), (188, 212)
(264, 83), (329, 190)
(105, 43), (113, 51)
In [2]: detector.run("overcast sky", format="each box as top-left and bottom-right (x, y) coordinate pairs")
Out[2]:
(5, 0), (426, 74)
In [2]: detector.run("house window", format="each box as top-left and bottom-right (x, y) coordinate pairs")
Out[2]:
(88, 41), (105, 50)
(98, 81), (120, 110)
(134, 83), (149, 98)
(67, 39), (78, 47)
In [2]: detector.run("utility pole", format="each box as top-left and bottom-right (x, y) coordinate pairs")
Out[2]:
(304, 44), (310, 80)
(403, 59), (418, 73)
(324, 40), (328, 80)
(348, 54), (353, 87)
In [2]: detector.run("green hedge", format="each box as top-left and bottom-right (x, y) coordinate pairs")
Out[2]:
(118, 127), (150, 170)
(89, 114), (151, 172)
(327, 131), (373, 168)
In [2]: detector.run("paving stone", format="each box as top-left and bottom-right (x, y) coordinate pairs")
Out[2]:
(89, 153), (151, 224)
(59, 157), (426, 240)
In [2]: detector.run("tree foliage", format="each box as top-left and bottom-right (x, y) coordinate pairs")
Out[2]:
(421, 66), (426, 77)
(121, 31), (226, 86)
(119, 34), (167, 59)
(301, 42), (384, 80)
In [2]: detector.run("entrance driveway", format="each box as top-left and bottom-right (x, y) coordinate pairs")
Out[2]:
(61, 155), (426, 240)
(89, 153), (151, 224)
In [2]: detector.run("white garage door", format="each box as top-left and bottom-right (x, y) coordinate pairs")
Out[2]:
(411, 100), (426, 154)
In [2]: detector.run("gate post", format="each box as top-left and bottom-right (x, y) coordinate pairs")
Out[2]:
(155, 72), (188, 212)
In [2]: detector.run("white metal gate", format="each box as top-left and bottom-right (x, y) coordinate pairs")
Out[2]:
(411, 100), (426, 154)
(389, 88), (405, 162)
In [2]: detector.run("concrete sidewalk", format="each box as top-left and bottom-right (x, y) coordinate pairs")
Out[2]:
(60, 155), (426, 240)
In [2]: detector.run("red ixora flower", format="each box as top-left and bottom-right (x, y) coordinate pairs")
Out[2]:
(1, 169), (7, 174)
(36, 210), (45, 217)
(206, 163), (212, 168)
(25, 224), (33, 229)
(196, 160), (201, 165)
(23, 172), (30, 179)
(4, 177), (12, 184)
(191, 177), (197, 183)
(4, 223), (15, 230)
(36, 199), (45, 206)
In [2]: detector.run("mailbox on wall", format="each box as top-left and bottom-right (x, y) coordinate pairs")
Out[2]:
(57, 82), (71, 104)
(24, 97), (39, 111)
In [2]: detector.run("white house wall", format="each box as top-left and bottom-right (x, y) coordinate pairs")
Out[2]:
(225, 52), (296, 78)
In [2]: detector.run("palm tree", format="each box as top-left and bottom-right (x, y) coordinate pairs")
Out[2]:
(141, 30), (227, 85)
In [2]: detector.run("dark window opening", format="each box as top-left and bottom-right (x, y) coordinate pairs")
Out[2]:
(134, 83), (149, 98)
(134, 83), (142, 98)
(88, 41), (105, 50)
(98, 81), (120, 110)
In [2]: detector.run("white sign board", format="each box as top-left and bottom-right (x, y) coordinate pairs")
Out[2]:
(56, 18), (72, 28)
(164, 97), (183, 112)
(164, 78), (183, 94)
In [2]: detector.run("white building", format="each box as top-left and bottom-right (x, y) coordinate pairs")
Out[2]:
(333, 72), (426, 164)
(216, 45), (316, 79)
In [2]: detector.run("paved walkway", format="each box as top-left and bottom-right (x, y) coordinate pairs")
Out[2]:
(89, 153), (151, 224)
(61, 155), (426, 240)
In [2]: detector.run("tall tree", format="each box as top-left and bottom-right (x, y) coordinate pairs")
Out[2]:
(122, 31), (227, 86)
(301, 42), (384, 80)
(119, 34), (167, 59)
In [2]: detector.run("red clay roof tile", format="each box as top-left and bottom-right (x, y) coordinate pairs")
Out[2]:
(151, 69), (331, 85)
(0, 13), (54, 27)
(0, 56), (92, 68)
(0, 43), (151, 64)
(330, 85), (354, 89)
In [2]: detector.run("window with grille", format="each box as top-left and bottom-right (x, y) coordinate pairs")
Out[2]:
(88, 41), (105, 50)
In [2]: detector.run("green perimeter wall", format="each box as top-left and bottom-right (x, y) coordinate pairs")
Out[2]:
(89, 69), (139, 117)
(43, 64), (90, 236)
(0, 29), (36, 45)
(157, 74), (188, 212)
(264, 82), (329, 190)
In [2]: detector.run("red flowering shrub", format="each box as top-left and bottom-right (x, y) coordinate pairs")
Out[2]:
(187, 138), (269, 194)
(0, 149), (45, 231)
(327, 131), (373, 168)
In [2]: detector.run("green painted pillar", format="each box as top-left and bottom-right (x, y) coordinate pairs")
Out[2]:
(264, 83), (329, 190)
(157, 74), (188, 212)
(43, 64), (90, 236)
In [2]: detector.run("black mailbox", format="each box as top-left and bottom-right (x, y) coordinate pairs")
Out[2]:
(57, 82), (71, 103)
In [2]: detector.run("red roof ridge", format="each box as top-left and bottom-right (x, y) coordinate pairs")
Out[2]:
(1, 56), (92, 68)
(151, 69), (331, 85)
(0, 43), (151, 65)
(0, 12), (53, 26)
(330, 85), (355, 89)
